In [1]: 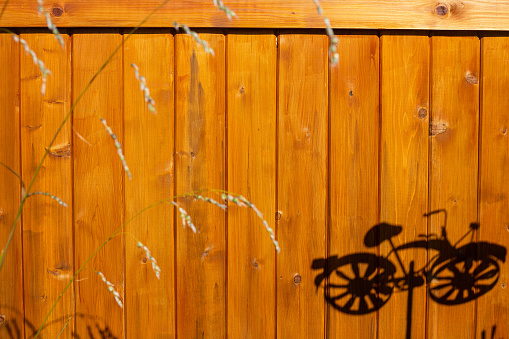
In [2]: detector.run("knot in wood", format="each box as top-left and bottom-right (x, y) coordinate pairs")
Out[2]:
(418, 108), (428, 119)
(47, 268), (61, 276)
(435, 4), (449, 16)
(52, 6), (64, 17)
(293, 274), (301, 285)
(201, 246), (212, 260)
(430, 122), (448, 136)
(276, 211), (282, 221)
(46, 143), (71, 158)
(0, 314), (5, 324)
(466, 72), (478, 85)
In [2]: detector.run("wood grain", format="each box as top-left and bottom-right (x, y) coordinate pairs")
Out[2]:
(227, 33), (276, 338)
(380, 34), (429, 339)
(0, 33), (23, 339)
(5, 29), (509, 338)
(4, 0), (509, 30)
(327, 34), (379, 338)
(124, 33), (175, 338)
(428, 35), (480, 339)
(175, 33), (226, 338)
(276, 34), (327, 339)
(20, 33), (73, 338)
(478, 36), (509, 339)
(73, 32), (124, 338)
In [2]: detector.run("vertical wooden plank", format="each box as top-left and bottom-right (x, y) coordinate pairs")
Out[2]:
(276, 34), (327, 339)
(124, 33), (174, 338)
(326, 34), (379, 338)
(20, 33), (73, 338)
(428, 35), (479, 339)
(380, 34), (429, 339)
(0, 33), (23, 339)
(227, 33), (276, 338)
(73, 32), (124, 338)
(478, 36), (509, 339)
(175, 34), (226, 337)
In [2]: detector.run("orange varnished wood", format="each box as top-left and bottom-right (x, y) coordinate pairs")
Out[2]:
(380, 34), (429, 339)
(227, 33), (276, 338)
(428, 35), (480, 339)
(276, 34), (327, 338)
(73, 33), (124, 338)
(478, 36), (509, 339)
(3, 29), (509, 339)
(20, 33), (73, 338)
(124, 33), (175, 338)
(4, 0), (509, 30)
(0, 33), (23, 339)
(175, 33), (226, 338)
(328, 34), (379, 338)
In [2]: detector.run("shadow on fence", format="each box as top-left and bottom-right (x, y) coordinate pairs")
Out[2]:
(0, 306), (119, 339)
(312, 210), (507, 339)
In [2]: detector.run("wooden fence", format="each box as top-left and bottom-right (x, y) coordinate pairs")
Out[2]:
(0, 2), (508, 339)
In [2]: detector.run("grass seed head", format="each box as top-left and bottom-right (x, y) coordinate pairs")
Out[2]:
(131, 63), (157, 113)
(27, 191), (67, 207)
(100, 118), (132, 180)
(137, 241), (161, 279)
(96, 271), (123, 308)
(13, 34), (51, 95)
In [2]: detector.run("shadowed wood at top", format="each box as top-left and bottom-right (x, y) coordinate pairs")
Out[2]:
(3, 0), (509, 30)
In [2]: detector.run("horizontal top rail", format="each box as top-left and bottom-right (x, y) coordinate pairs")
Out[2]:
(2, 0), (509, 30)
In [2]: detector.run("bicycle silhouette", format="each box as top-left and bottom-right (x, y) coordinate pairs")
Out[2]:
(312, 210), (506, 337)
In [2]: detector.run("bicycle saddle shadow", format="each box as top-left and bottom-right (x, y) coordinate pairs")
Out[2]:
(364, 223), (403, 247)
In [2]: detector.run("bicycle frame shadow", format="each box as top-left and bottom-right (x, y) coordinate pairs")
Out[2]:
(311, 210), (507, 339)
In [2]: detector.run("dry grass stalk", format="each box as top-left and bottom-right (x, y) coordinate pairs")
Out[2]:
(37, 0), (64, 47)
(312, 0), (339, 65)
(96, 271), (123, 308)
(27, 191), (68, 207)
(172, 22), (214, 55)
(137, 241), (161, 279)
(131, 63), (156, 113)
(100, 117), (132, 180)
(222, 194), (280, 252)
(12, 34), (51, 95)
(170, 201), (197, 233)
(212, 0), (236, 20)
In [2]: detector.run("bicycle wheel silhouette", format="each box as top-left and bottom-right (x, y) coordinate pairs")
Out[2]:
(429, 255), (500, 305)
(325, 253), (396, 314)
